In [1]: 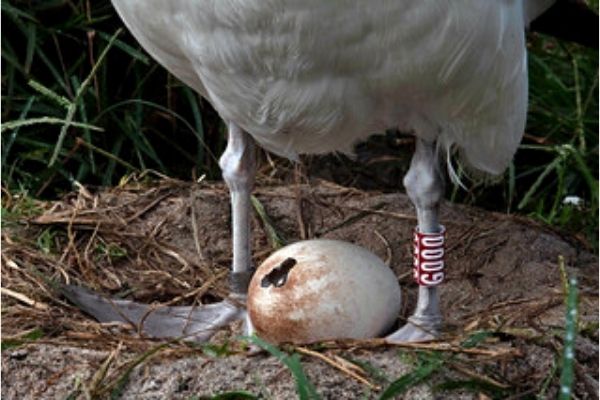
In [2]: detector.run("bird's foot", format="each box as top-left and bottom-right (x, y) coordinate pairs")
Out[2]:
(62, 284), (250, 342)
(385, 314), (441, 343)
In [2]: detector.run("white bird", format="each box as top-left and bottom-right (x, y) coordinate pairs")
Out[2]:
(65, 0), (579, 343)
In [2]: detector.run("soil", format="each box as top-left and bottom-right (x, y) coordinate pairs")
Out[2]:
(1, 179), (598, 399)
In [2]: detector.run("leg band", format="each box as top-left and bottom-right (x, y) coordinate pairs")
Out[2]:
(230, 269), (255, 294)
(413, 225), (445, 287)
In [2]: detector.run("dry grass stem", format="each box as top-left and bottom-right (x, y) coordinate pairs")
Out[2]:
(296, 346), (381, 391)
(0, 287), (49, 310)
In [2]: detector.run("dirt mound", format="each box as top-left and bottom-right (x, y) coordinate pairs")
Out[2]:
(1, 179), (598, 399)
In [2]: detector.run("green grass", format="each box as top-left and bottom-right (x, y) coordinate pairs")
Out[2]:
(558, 256), (579, 400)
(247, 335), (320, 400)
(378, 351), (446, 400)
(519, 37), (598, 245)
(0, 327), (44, 350)
(1, 0), (223, 198)
(449, 34), (598, 248)
(246, 331), (521, 399)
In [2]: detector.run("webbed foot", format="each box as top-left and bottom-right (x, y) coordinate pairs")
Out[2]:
(385, 314), (441, 343)
(62, 284), (250, 342)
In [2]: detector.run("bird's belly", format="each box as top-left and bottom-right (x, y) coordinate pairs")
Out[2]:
(203, 71), (416, 157)
(113, 0), (528, 171)
(182, 0), (526, 160)
(183, 1), (465, 157)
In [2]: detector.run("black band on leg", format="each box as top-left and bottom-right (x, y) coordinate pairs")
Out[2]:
(229, 269), (255, 295)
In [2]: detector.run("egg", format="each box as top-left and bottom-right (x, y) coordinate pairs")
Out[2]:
(247, 239), (401, 344)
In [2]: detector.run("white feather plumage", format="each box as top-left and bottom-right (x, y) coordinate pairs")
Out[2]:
(111, 0), (551, 175)
(65, 0), (560, 343)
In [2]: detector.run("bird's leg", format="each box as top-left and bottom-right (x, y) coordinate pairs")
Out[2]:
(61, 123), (256, 342)
(387, 138), (445, 343)
(218, 122), (257, 335)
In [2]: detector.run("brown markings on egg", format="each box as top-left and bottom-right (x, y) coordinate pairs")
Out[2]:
(247, 257), (305, 343)
(248, 251), (348, 344)
(248, 254), (309, 343)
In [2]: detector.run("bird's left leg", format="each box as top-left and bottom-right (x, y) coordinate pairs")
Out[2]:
(61, 123), (256, 342)
(387, 138), (445, 343)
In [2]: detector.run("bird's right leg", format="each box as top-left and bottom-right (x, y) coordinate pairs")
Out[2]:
(387, 138), (445, 343)
(61, 123), (256, 342)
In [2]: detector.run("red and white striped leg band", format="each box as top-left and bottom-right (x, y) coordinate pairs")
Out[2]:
(413, 225), (446, 287)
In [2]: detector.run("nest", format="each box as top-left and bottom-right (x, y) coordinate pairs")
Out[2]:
(1, 176), (598, 399)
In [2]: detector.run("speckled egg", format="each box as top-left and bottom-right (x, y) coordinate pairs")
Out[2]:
(247, 239), (401, 344)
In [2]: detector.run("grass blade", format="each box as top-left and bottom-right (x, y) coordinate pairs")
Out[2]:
(24, 21), (36, 73)
(567, 145), (599, 203)
(251, 195), (286, 250)
(35, 44), (70, 95)
(343, 356), (390, 385)
(28, 79), (71, 109)
(1, 117), (103, 132)
(1, 328), (44, 350)
(48, 28), (122, 166)
(183, 86), (206, 166)
(92, 98), (219, 165)
(1, 95), (35, 172)
(97, 30), (150, 65)
(558, 259), (578, 400)
(108, 343), (168, 399)
(379, 352), (445, 400)
(517, 155), (562, 210)
(75, 138), (139, 173)
(537, 356), (558, 399)
(0, 1), (38, 22)
(246, 336), (320, 400)
(435, 379), (509, 399)
(71, 76), (96, 175)
(460, 330), (494, 349)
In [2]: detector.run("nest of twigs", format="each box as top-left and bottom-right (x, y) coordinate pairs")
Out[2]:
(3, 176), (237, 348)
(1, 176), (598, 399)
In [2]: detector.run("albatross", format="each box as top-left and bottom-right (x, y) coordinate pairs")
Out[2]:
(64, 0), (598, 343)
